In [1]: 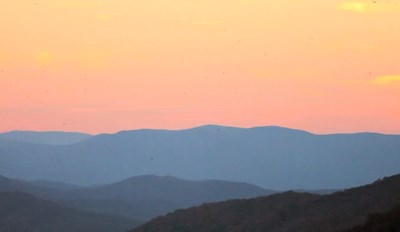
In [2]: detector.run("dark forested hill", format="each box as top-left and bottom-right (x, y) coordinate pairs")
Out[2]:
(131, 174), (400, 232)
(0, 192), (139, 232)
(342, 205), (400, 232)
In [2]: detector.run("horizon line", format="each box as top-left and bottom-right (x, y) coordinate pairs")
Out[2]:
(1, 124), (399, 136)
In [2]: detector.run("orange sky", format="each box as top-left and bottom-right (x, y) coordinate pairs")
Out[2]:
(1, 0), (399, 134)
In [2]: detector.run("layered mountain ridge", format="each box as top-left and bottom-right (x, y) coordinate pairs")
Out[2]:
(0, 174), (274, 221)
(1, 125), (399, 190)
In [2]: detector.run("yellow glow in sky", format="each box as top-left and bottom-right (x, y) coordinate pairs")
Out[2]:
(371, 75), (400, 85)
(340, 2), (367, 12)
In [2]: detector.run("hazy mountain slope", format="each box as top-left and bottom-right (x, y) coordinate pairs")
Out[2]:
(1, 125), (400, 190)
(0, 174), (272, 221)
(29, 180), (80, 191)
(0, 174), (61, 198)
(0, 192), (139, 232)
(0, 130), (92, 145)
(131, 174), (400, 232)
(59, 175), (274, 220)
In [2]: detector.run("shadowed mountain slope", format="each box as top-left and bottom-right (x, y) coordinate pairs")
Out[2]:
(0, 174), (272, 221)
(0, 174), (62, 198)
(0, 192), (139, 232)
(342, 205), (400, 232)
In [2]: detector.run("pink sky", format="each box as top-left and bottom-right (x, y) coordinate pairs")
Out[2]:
(1, 0), (399, 134)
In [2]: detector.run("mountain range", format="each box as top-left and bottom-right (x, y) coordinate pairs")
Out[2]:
(1, 125), (400, 190)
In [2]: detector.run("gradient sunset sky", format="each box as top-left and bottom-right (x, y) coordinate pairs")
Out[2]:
(1, 0), (399, 134)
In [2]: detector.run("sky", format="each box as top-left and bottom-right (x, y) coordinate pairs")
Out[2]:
(0, 0), (399, 134)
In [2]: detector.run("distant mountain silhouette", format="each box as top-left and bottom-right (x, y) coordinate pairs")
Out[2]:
(0, 130), (91, 145)
(131, 174), (400, 232)
(1, 125), (400, 190)
(0, 192), (138, 232)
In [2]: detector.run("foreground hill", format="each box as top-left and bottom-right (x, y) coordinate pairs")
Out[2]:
(0, 192), (138, 232)
(131, 174), (400, 232)
(59, 175), (273, 220)
(343, 205), (400, 232)
(0, 130), (91, 145)
(1, 125), (400, 190)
